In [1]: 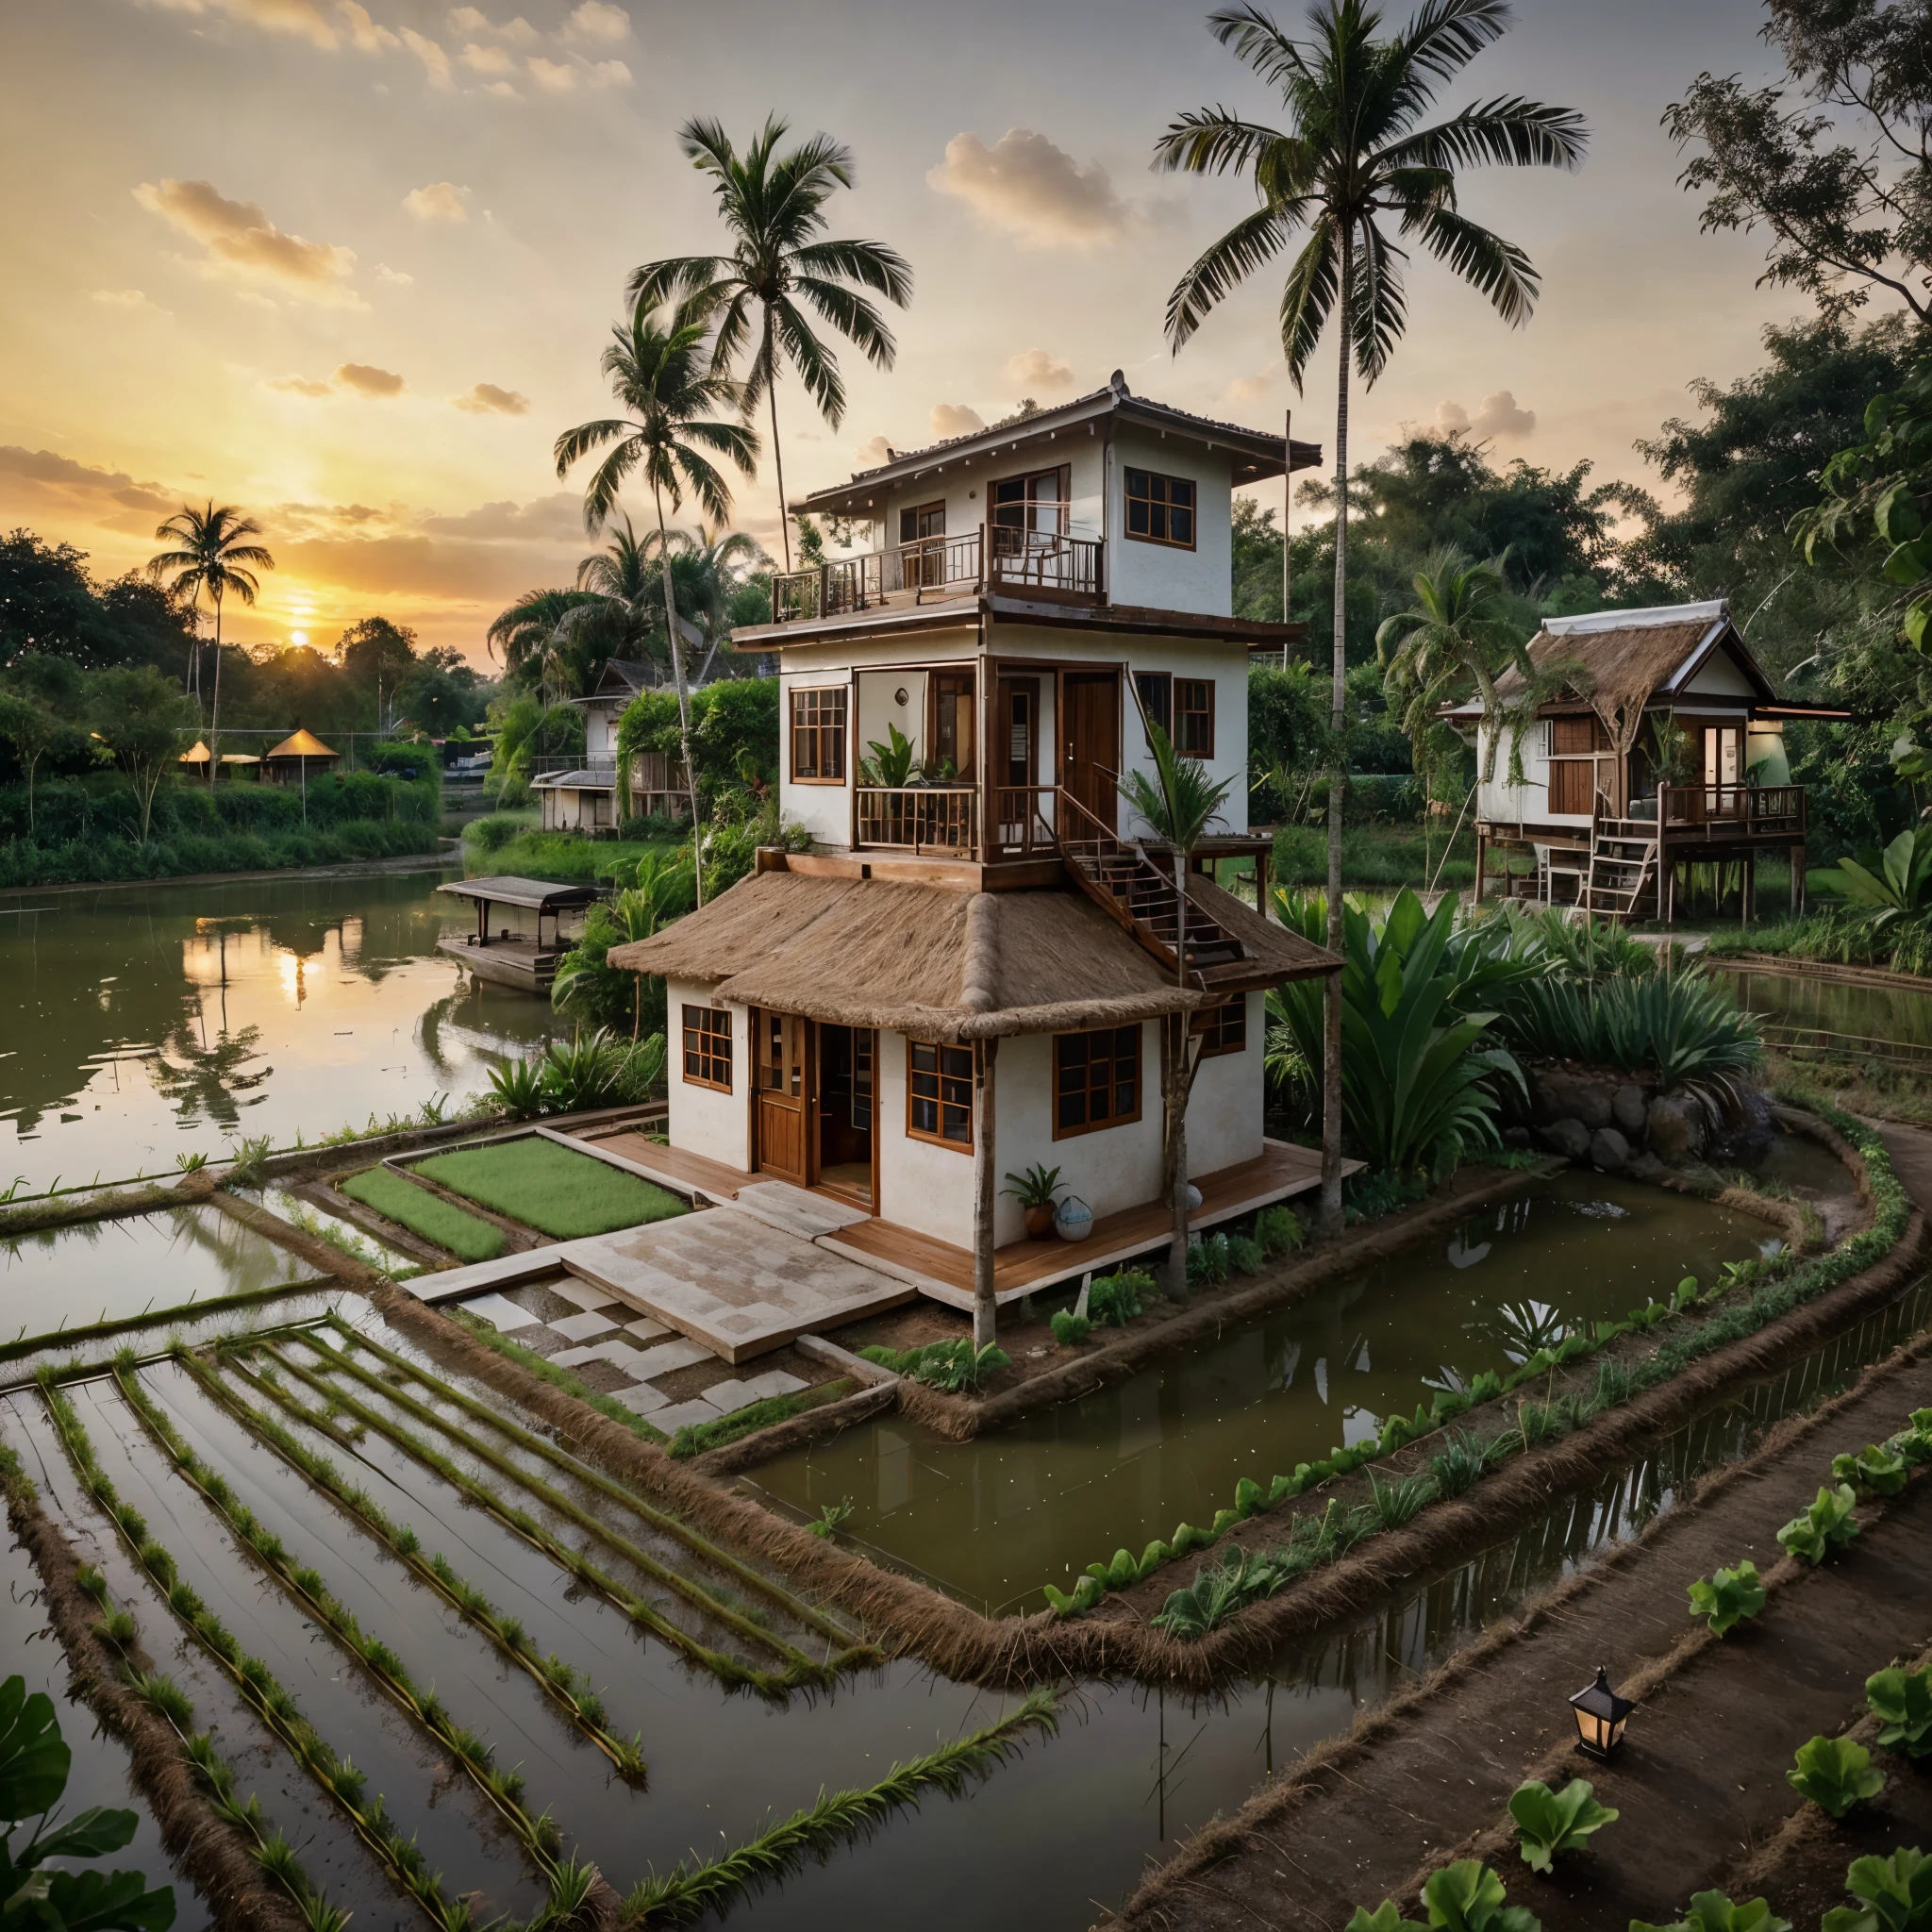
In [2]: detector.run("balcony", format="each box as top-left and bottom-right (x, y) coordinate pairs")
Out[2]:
(773, 525), (1103, 625)
(852, 782), (1064, 860)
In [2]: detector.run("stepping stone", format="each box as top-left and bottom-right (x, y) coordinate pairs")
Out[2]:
(545, 1280), (625, 1314)
(652, 1397), (728, 1432)
(632, 1336), (715, 1379)
(549, 1310), (622, 1343)
(551, 1339), (648, 1369)
(705, 1369), (808, 1412)
(624, 1317), (673, 1343)
(606, 1380), (672, 1415)
(460, 1291), (543, 1332)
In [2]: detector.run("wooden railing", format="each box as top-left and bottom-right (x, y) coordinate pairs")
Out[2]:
(855, 784), (977, 855)
(772, 526), (1104, 622)
(991, 784), (1058, 858)
(1656, 784), (1807, 837)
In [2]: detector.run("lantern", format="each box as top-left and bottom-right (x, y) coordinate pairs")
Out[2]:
(1569, 1665), (1634, 1760)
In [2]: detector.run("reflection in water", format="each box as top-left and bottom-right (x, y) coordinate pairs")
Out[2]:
(0, 870), (567, 1190)
(747, 1174), (1769, 1611)
(1720, 963), (1932, 1047)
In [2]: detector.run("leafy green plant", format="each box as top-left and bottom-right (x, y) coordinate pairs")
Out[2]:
(1429, 1429), (1488, 1498)
(1833, 1443), (1910, 1497)
(1256, 1205), (1305, 1256)
(859, 722), (917, 787)
(1150, 1545), (1256, 1640)
(1507, 1776), (1618, 1873)
(807, 1497), (854, 1541)
(1787, 1734), (1885, 1818)
(1686, 1559), (1767, 1637)
(173, 1151), (209, 1174)
(1225, 1234), (1266, 1275)
(1419, 1858), (1542, 1932)
(1187, 1233), (1232, 1287)
(1087, 1270), (1155, 1326)
(1631, 1892), (1791, 1932)
(1000, 1163), (1063, 1210)
(486, 1056), (548, 1119)
(0, 1673), (175, 1932)
(1049, 1307), (1091, 1348)
(1819, 827), (1932, 923)
(226, 1134), (273, 1188)
(1820, 1845), (1932, 1932)
(1368, 1471), (1435, 1530)
(1345, 1906), (1424, 1932)
(1777, 1483), (1861, 1564)
(907, 1340), (1009, 1394)
(1866, 1664), (1932, 1759)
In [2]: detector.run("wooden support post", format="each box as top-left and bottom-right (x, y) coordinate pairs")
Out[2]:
(1792, 841), (1807, 916)
(972, 1037), (999, 1351)
(1474, 830), (1487, 908)
(1318, 966), (1342, 1236)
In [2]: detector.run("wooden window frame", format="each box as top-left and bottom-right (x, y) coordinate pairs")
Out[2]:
(1124, 468), (1197, 550)
(1053, 1024), (1143, 1141)
(1134, 671), (1173, 738)
(991, 465), (1071, 548)
(899, 500), (945, 543)
(906, 1038), (974, 1153)
(790, 685), (848, 785)
(1174, 678), (1214, 758)
(681, 1004), (733, 1092)
(1194, 997), (1246, 1058)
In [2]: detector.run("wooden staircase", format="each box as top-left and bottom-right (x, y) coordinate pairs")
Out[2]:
(1580, 818), (1661, 921)
(1056, 788), (1250, 985)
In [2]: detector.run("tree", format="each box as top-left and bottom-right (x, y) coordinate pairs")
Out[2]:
(0, 1673), (175, 1932)
(1664, 0), (1930, 328)
(88, 667), (191, 843)
(486, 587), (605, 703)
(0, 531), (111, 668)
(0, 684), (58, 831)
(644, 524), (768, 681)
(146, 503), (274, 781)
(555, 304), (759, 903)
(1117, 715), (1238, 1300)
(629, 115), (912, 573)
(334, 616), (419, 730)
(1156, 0), (1587, 1230)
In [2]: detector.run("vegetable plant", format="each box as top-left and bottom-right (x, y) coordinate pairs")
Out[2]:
(1777, 1484), (1861, 1565)
(1686, 1560), (1766, 1637)
(908, 1340), (1009, 1393)
(1429, 1429), (1488, 1498)
(1419, 1858), (1541, 1931)
(1832, 1443), (1910, 1497)
(1630, 1892), (1791, 1932)
(1866, 1664), (1932, 1758)
(1346, 1907), (1424, 1932)
(1821, 1846), (1932, 1932)
(1506, 1776), (1618, 1874)
(1786, 1735), (1885, 1818)
(1049, 1307), (1091, 1347)
(1088, 1270), (1155, 1326)
(808, 1497), (853, 1541)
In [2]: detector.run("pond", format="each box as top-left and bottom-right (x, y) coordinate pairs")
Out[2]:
(0, 868), (569, 1195)
(1718, 960), (1932, 1049)
(744, 1171), (1776, 1611)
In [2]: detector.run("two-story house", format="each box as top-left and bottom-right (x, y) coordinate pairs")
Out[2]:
(608, 374), (1345, 1323)
(532, 658), (690, 832)
(1447, 600), (1846, 920)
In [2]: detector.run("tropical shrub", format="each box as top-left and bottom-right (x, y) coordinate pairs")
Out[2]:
(1777, 1484), (1861, 1565)
(1818, 826), (1932, 923)
(907, 1340), (1008, 1393)
(1686, 1559), (1767, 1636)
(487, 1055), (548, 1119)
(1631, 1892), (1790, 1932)
(1088, 1269), (1156, 1326)
(1866, 1664), (1932, 1758)
(1267, 888), (1529, 1178)
(1820, 1846), (1932, 1932)
(1256, 1205), (1304, 1255)
(1049, 1307), (1091, 1347)
(1787, 1735), (1885, 1818)
(1507, 1777), (1618, 1873)
(1186, 1233), (1232, 1287)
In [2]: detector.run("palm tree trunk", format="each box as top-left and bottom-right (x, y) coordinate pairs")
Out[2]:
(1319, 232), (1350, 1239)
(766, 315), (791, 576)
(1165, 848), (1191, 1297)
(654, 480), (706, 906)
(208, 587), (224, 789)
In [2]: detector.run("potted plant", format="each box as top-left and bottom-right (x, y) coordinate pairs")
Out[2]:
(1002, 1162), (1064, 1240)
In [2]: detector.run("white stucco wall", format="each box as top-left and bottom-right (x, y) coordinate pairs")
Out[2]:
(1105, 425), (1235, 617)
(874, 1030), (976, 1247)
(665, 980), (748, 1171)
(1185, 993), (1266, 1174)
(873, 434), (1107, 553)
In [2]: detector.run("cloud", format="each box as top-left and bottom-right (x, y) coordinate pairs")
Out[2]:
(1226, 367), (1277, 402)
(336, 2), (395, 50)
(335, 362), (406, 396)
(1004, 347), (1073, 391)
(133, 178), (359, 304)
(927, 129), (1128, 247)
(404, 180), (468, 222)
(482, 78), (518, 95)
(852, 434), (893, 469)
(375, 263), (413, 284)
(588, 58), (629, 85)
(1438, 390), (1537, 439)
(0, 443), (178, 531)
(526, 55), (574, 92)
(452, 382), (528, 414)
(929, 403), (985, 440)
(91, 288), (165, 312)
(562, 0), (628, 41)
(399, 26), (452, 86)
(269, 374), (338, 396)
(459, 41), (515, 73)
(136, 0), (340, 48)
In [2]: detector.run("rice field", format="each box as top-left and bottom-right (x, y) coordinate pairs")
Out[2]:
(410, 1138), (687, 1240)
(339, 1168), (507, 1262)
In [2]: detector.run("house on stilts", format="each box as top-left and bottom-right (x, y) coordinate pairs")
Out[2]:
(1447, 599), (1848, 922)
(606, 372), (1348, 1319)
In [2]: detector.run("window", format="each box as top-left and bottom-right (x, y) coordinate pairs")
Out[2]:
(1135, 671), (1172, 737)
(1054, 1024), (1141, 1138)
(1174, 678), (1214, 757)
(790, 686), (847, 783)
(931, 672), (975, 779)
(992, 467), (1070, 551)
(899, 500), (945, 543)
(1195, 998), (1246, 1057)
(1124, 469), (1196, 549)
(682, 1005), (732, 1091)
(908, 1040), (974, 1150)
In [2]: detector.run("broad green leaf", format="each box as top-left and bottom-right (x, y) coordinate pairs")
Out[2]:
(41, 1863), (175, 1932)
(1787, 1734), (1884, 1818)
(0, 1675), (71, 1826)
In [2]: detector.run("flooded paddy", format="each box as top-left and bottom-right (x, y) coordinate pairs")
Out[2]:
(745, 1171), (1774, 1610)
(1719, 959), (1932, 1048)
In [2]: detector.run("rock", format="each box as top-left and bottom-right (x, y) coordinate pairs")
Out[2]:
(1503, 1125), (1532, 1150)
(1532, 1068), (1616, 1130)
(1707, 1086), (1776, 1166)
(1541, 1117), (1592, 1160)
(1647, 1091), (1707, 1162)
(1624, 1150), (1671, 1185)
(1590, 1126), (1630, 1172)
(1612, 1083), (1650, 1139)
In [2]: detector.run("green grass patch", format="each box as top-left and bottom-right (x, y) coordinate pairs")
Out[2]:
(667, 1380), (853, 1459)
(464, 829), (679, 886)
(340, 1167), (505, 1261)
(413, 1138), (686, 1239)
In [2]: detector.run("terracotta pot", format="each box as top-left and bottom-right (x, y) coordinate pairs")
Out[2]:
(1023, 1204), (1057, 1240)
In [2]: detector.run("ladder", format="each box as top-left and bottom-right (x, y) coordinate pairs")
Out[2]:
(1581, 819), (1660, 922)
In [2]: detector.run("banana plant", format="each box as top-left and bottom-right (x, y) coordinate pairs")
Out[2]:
(1787, 1734), (1885, 1818)
(1506, 1777), (1618, 1874)
(1686, 1559), (1767, 1637)
(1818, 826), (1932, 925)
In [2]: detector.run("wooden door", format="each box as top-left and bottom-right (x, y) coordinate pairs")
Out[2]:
(754, 1009), (810, 1185)
(1062, 671), (1120, 832)
(1704, 724), (1742, 818)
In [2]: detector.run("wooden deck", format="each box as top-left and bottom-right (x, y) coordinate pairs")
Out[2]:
(567, 1127), (751, 1204)
(437, 934), (561, 991)
(822, 1139), (1355, 1310)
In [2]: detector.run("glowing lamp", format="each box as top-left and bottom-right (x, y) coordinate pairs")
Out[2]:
(1569, 1665), (1634, 1759)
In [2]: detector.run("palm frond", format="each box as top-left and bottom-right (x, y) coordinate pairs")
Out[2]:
(1153, 107), (1292, 177)
(1166, 200), (1300, 349)
(1275, 215), (1342, 385)
(789, 238), (912, 305)
(791, 277), (898, 367)
(1406, 205), (1541, 325)
(1205, 3), (1317, 93)
(1385, 98), (1591, 173)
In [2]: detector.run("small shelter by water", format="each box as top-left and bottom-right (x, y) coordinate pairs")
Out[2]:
(436, 874), (602, 991)
(177, 741), (261, 780)
(262, 728), (341, 785)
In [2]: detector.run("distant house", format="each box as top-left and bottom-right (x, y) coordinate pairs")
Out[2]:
(1443, 599), (1847, 920)
(531, 658), (690, 832)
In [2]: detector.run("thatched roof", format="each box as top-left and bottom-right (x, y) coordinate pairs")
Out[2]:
(608, 869), (1336, 1041)
(266, 728), (338, 759)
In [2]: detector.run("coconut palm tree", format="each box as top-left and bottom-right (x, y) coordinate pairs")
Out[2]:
(555, 304), (759, 903)
(485, 587), (605, 704)
(147, 502), (275, 781)
(642, 524), (768, 680)
(1156, 0), (1587, 1229)
(628, 115), (912, 574)
(1118, 715), (1238, 1297)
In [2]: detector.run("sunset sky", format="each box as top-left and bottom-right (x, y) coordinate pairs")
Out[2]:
(2, 0), (1810, 659)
